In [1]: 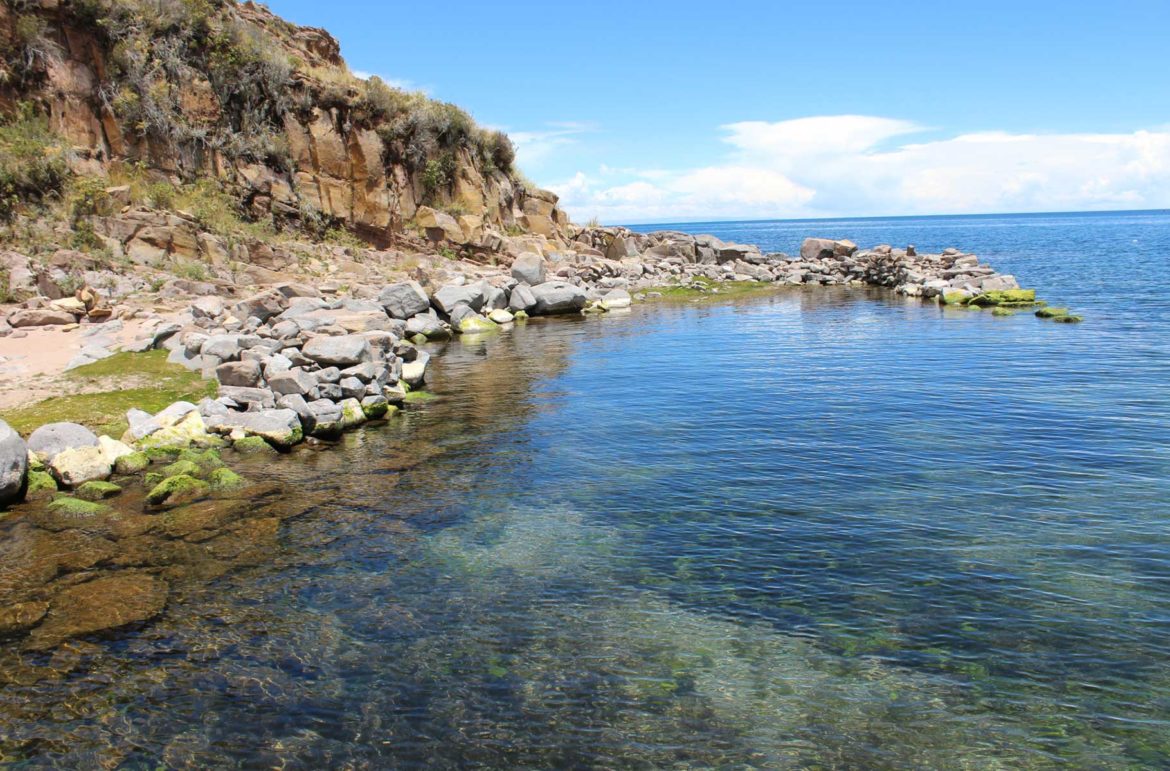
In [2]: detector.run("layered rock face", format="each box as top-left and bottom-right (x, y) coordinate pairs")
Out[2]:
(0, 0), (572, 250)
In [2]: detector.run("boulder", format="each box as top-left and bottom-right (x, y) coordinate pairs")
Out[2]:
(405, 311), (448, 339)
(511, 252), (546, 286)
(190, 295), (227, 320)
(125, 401), (198, 441)
(0, 418), (28, 506)
(215, 360), (263, 388)
(378, 281), (431, 319)
(49, 445), (113, 487)
(302, 335), (372, 367)
(432, 284), (485, 314)
(268, 368), (318, 397)
(488, 308), (515, 324)
(531, 281), (587, 315)
(28, 422), (99, 463)
(416, 206), (465, 243)
(233, 290), (285, 323)
(508, 283), (537, 312)
(201, 334), (244, 361)
(601, 288), (632, 310)
(205, 409), (303, 449)
(800, 238), (856, 261)
(978, 274), (1021, 292)
(8, 309), (76, 327)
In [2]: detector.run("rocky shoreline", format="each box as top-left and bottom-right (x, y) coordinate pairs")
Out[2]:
(0, 232), (1081, 649)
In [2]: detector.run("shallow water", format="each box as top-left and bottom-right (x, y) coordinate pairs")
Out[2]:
(2, 211), (1170, 768)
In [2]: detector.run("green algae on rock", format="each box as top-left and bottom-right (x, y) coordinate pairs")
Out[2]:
(114, 451), (150, 475)
(991, 307), (1016, 317)
(207, 467), (245, 492)
(75, 480), (122, 501)
(47, 496), (110, 518)
(24, 470), (58, 500)
(161, 459), (204, 480)
(232, 436), (278, 454)
(146, 474), (211, 507)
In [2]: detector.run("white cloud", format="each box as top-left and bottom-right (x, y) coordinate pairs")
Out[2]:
(510, 122), (596, 168)
(548, 116), (1170, 224)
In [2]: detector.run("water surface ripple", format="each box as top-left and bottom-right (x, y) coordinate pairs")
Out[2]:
(2, 211), (1169, 768)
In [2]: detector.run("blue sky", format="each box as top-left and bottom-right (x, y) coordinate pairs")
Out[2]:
(266, 0), (1170, 223)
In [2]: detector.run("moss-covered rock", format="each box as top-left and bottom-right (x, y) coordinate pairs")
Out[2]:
(513, 310), (529, 321)
(25, 470), (58, 499)
(75, 480), (122, 501)
(458, 315), (499, 334)
(1035, 307), (1068, 318)
(144, 445), (185, 463)
(970, 289), (1038, 307)
(991, 307), (1016, 317)
(47, 496), (110, 517)
(232, 436), (277, 455)
(114, 451), (151, 475)
(161, 459), (204, 480)
(942, 291), (970, 306)
(1052, 314), (1083, 323)
(146, 474), (210, 507)
(207, 466), (246, 491)
(178, 448), (225, 472)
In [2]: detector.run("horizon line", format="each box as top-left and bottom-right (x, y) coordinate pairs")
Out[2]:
(613, 207), (1170, 230)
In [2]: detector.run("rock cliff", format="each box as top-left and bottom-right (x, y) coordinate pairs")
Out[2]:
(0, 0), (571, 249)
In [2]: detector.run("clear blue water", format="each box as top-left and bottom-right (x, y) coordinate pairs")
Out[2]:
(3, 211), (1169, 767)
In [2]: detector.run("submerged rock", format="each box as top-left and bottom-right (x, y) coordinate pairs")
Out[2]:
(146, 474), (211, 506)
(27, 573), (169, 650)
(75, 480), (122, 501)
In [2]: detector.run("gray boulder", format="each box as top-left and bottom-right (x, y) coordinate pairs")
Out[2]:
(217, 386), (276, 410)
(0, 418), (28, 506)
(378, 281), (431, 319)
(205, 408), (303, 449)
(215, 360), (263, 388)
(202, 334), (244, 361)
(531, 281), (587, 315)
(302, 335), (372, 367)
(27, 422), (98, 463)
(405, 311), (448, 339)
(508, 283), (537, 312)
(511, 253), (546, 286)
(233, 290), (284, 323)
(432, 284), (485, 314)
(268, 369), (318, 398)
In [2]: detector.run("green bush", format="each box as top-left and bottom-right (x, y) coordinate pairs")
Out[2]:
(0, 104), (69, 220)
(422, 153), (457, 200)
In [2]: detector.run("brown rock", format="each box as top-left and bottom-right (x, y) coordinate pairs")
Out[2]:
(27, 573), (169, 650)
(8, 309), (77, 327)
(0, 601), (49, 638)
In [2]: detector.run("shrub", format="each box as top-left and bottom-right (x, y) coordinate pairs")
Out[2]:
(421, 153), (457, 200)
(0, 104), (69, 220)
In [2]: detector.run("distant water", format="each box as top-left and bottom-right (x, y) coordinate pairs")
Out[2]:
(3, 211), (1170, 767)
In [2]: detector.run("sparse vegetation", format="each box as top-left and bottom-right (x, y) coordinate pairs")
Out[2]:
(1, 350), (217, 437)
(0, 104), (69, 221)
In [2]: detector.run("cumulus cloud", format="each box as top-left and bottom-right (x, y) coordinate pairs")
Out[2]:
(548, 116), (1170, 224)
